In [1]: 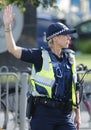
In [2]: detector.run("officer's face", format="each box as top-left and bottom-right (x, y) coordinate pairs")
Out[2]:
(55, 35), (71, 49)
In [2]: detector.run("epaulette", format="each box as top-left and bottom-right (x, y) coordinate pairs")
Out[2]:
(63, 49), (75, 55)
(63, 49), (75, 64)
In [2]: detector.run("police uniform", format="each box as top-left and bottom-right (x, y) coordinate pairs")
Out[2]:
(21, 48), (78, 130)
(21, 22), (78, 130)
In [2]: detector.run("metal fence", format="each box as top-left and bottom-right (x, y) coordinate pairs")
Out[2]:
(77, 71), (91, 129)
(0, 66), (30, 130)
(0, 66), (91, 130)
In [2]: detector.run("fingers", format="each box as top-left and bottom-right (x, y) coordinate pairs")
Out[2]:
(74, 121), (81, 130)
(76, 123), (80, 130)
(7, 5), (12, 14)
(4, 5), (12, 15)
(3, 5), (14, 26)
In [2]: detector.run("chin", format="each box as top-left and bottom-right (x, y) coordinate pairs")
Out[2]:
(65, 45), (69, 48)
(67, 45), (69, 48)
(63, 47), (68, 49)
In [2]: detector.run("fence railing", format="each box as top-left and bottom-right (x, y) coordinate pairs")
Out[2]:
(0, 65), (91, 129)
(0, 66), (29, 130)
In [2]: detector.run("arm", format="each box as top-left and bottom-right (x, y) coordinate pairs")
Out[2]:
(74, 91), (81, 130)
(72, 55), (81, 130)
(3, 5), (22, 59)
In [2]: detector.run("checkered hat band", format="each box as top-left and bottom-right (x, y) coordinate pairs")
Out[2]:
(46, 28), (69, 41)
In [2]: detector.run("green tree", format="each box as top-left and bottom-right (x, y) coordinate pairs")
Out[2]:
(0, 0), (57, 11)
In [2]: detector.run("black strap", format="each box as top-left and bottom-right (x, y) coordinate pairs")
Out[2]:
(33, 96), (72, 109)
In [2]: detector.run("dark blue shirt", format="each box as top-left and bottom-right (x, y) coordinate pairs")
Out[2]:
(21, 48), (72, 101)
(21, 48), (43, 72)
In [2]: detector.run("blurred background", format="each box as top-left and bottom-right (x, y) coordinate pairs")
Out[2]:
(0, 0), (91, 69)
(0, 1), (91, 129)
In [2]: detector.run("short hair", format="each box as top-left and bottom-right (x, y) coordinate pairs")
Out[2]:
(48, 39), (53, 48)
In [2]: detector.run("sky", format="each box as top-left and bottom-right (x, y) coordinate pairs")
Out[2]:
(56, 0), (81, 12)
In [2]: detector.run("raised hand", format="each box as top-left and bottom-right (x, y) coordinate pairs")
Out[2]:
(3, 5), (14, 27)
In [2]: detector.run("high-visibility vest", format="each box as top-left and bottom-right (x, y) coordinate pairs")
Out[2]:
(31, 50), (55, 98)
(68, 50), (77, 109)
(31, 49), (77, 109)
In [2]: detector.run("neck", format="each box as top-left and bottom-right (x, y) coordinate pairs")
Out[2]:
(51, 47), (62, 58)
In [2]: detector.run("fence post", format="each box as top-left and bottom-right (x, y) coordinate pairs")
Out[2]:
(20, 73), (29, 130)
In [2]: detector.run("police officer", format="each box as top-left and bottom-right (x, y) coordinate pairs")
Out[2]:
(3, 6), (81, 130)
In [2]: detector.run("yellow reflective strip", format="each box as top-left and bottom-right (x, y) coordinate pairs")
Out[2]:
(72, 64), (77, 108)
(30, 78), (36, 90)
(72, 106), (77, 109)
(72, 82), (76, 104)
(72, 60), (77, 83)
(36, 69), (54, 80)
(32, 52), (55, 80)
(31, 50), (55, 98)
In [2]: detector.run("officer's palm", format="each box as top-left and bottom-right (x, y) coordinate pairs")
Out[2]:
(3, 5), (14, 26)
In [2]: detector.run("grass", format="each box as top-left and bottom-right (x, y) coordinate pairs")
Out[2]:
(76, 53), (91, 82)
(76, 53), (91, 69)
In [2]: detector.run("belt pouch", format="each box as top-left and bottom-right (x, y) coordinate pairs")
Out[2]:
(26, 94), (34, 119)
(63, 101), (72, 114)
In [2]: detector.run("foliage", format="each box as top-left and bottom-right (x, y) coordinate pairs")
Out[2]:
(77, 38), (91, 54)
(0, 0), (57, 11)
(76, 54), (91, 68)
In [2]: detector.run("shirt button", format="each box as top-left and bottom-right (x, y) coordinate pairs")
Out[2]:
(44, 100), (47, 104)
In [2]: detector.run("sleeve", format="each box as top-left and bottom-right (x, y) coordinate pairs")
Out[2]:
(20, 48), (43, 71)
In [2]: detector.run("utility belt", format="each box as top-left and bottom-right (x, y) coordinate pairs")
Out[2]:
(34, 96), (68, 108)
(26, 95), (73, 119)
(34, 96), (73, 113)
